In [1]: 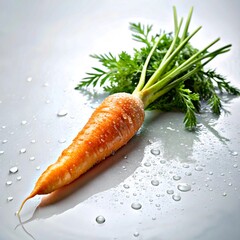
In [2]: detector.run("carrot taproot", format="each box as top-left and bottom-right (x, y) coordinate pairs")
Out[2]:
(18, 92), (144, 214)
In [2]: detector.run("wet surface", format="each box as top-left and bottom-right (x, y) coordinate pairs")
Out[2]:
(0, 1), (240, 239)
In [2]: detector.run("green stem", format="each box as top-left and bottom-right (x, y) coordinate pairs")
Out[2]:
(180, 6), (193, 42)
(143, 25), (202, 90)
(133, 35), (164, 94)
(139, 42), (231, 108)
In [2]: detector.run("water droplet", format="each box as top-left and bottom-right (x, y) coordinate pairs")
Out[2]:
(172, 194), (181, 201)
(29, 156), (35, 161)
(173, 175), (181, 181)
(123, 184), (130, 189)
(9, 166), (18, 174)
(182, 163), (190, 168)
(58, 138), (66, 143)
(208, 171), (213, 175)
(2, 139), (8, 144)
(233, 164), (238, 168)
(96, 215), (105, 224)
(177, 183), (191, 192)
(166, 189), (174, 195)
(160, 160), (166, 164)
(0, 150), (4, 155)
(133, 232), (140, 237)
(27, 77), (32, 82)
(131, 202), (142, 210)
(19, 148), (26, 154)
(222, 192), (227, 197)
(195, 166), (203, 171)
(231, 151), (238, 156)
(7, 197), (13, 202)
(17, 176), (22, 181)
(6, 181), (12, 186)
(30, 139), (36, 144)
(21, 120), (27, 125)
(151, 180), (159, 186)
(57, 109), (68, 117)
(43, 82), (49, 87)
(185, 172), (192, 176)
(144, 162), (151, 167)
(36, 166), (41, 170)
(150, 148), (160, 156)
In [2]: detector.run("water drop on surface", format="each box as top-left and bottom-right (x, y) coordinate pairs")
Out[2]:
(151, 180), (160, 186)
(0, 150), (4, 155)
(160, 160), (166, 164)
(231, 151), (238, 156)
(133, 232), (140, 237)
(58, 138), (66, 143)
(57, 109), (68, 117)
(27, 77), (32, 82)
(166, 189), (174, 195)
(131, 202), (142, 210)
(144, 162), (151, 167)
(172, 194), (181, 201)
(96, 215), (105, 224)
(177, 183), (192, 192)
(9, 166), (18, 174)
(123, 184), (130, 189)
(182, 163), (190, 168)
(19, 148), (26, 154)
(185, 172), (192, 176)
(21, 120), (27, 125)
(222, 192), (227, 197)
(7, 197), (13, 202)
(2, 140), (8, 144)
(30, 139), (36, 144)
(17, 176), (22, 181)
(6, 181), (12, 186)
(29, 156), (35, 161)
(195, 166), (203, 171)
(150, 148), (160, 156)
(173, 175), (181, 181)
(233, 164), (238, 168)
(36, 166), (41, 170)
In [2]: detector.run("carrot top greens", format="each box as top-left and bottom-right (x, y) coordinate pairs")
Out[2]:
(75, 7), (240, 129)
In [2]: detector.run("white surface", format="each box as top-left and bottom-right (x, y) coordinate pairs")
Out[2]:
(0, 1), (240, 239)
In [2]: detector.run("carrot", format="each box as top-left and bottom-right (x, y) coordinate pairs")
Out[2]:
(19, 7), (237, 214)
(18, 92), (144, 213)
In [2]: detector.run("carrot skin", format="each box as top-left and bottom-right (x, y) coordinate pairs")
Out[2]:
(19, 93), (144, 213)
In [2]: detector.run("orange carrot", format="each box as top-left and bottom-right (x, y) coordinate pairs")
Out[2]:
(18, 92), (144, 213)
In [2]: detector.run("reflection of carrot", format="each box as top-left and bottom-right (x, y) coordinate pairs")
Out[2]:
(18, 93), (144, 213)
